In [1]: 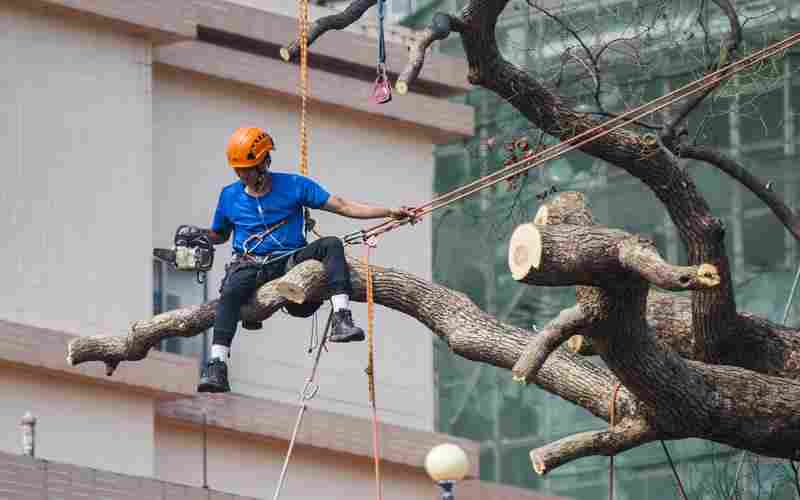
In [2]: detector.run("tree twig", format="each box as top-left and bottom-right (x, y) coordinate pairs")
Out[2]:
(681, 145), (800, 242)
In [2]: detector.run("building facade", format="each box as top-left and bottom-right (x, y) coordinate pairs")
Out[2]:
(0, 1), (563, 498)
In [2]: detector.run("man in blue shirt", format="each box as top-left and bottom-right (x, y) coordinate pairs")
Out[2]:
(194, 127), (414, 393)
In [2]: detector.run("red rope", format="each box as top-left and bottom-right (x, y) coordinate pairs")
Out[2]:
(364, 240), (384, 500)
(349, 31), (800, 244)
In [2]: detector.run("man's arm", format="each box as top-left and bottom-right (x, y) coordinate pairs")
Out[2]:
(321, 196), (415, 220)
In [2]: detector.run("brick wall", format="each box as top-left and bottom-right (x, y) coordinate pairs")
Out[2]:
(0, 452), (257, 500)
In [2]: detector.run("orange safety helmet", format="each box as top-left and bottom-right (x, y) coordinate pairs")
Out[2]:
(226, 127), (275, 169)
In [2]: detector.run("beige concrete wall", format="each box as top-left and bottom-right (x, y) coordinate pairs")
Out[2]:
(152, 65), (435, 430)
(0, 365), (155, 477)
(0, 0), (153, 337)
(155, 419), (438, 500)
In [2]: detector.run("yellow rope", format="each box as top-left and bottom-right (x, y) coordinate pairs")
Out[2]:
(364, 244), (383, 500)
(365, 248), (376, 403)
(298, 0), (310, 177)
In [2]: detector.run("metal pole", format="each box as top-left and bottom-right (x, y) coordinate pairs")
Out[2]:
(202, 411), (208, 489)
(436, 480), (456, 500)
(20, 412), (36, 457)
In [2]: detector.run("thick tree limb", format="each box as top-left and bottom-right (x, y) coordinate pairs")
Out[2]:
(516, 191), (800, 470)
(280, 0), (376, 62)
(65, 252), (800, 468)
(508, 223), (720, 290)
(67, 262), (327, 374)
(531, 421), (656, 475)
(451, 0), (738, 362)
(567, 291), (800, 380)
(682, 144), (800, 242)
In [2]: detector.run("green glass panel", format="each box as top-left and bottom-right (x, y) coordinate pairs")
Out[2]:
(429, 4), (800, 499)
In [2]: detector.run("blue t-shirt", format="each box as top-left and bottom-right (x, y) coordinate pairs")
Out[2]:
(211, 172), (331, 255)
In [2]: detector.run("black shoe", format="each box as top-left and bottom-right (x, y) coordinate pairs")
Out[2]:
(198, 358), (230, 393)
(329, 309), (365, 343)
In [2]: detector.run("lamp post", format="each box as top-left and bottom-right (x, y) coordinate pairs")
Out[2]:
(425, 443), (469, 500)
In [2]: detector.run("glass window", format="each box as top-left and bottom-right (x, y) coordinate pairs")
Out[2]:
(153, 260), (209, 365)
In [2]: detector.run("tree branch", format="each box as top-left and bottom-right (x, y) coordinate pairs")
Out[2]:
(281, 0), (377, 62)
(618, 236), (721, 290)
(525, 1), (602, 109)
(681, 145), (800, 242)
(512, 304), (590, 383)
(68, 261), (327, 374)
(508, 223), (719, 291)
(531, 422), (656, 475)
(396, 13), (463, 94)
(664, 0), (743, 135)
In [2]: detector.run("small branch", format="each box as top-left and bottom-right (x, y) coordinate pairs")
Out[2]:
(530, 421), (655, 475)
(525, 1), (602, 108)
(618, 236), (721, 291)
(512, 305), (591, 383)
(396, 13), (462, 94)
(664, 0), (742, 135)
(281, 0), (377, 62)
(682, 145), (800, 242)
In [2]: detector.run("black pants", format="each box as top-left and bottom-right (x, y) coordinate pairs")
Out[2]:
(212, 236), (351, 348)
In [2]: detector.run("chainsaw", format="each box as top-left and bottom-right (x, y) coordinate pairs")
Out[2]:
(153, 225), (215, 284)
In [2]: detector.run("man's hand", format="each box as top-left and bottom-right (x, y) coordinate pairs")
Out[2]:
(388, 206), (419, 223)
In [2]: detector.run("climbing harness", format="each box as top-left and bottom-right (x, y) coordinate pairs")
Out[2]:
(343, 31), (800, 246)
(363, 236), (384, 500)
(241, 219), (289, 258)
(370, 0), (392, 105)
(272, 310), (333, 500)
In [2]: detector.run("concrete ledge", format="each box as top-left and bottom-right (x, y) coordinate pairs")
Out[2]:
(0, 320), (197, 400)
(154, 41), (474, 143)
(157, 393), (481, 475)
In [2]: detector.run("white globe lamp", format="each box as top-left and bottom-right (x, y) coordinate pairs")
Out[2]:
(425, 443), (469, 499)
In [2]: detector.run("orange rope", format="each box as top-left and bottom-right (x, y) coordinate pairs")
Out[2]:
(364, 241), (384, 500)
(298, 0), (310, 176)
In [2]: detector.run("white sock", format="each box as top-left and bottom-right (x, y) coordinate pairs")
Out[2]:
(331, 294), (349, 312)
(211, 345), (230, 361)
